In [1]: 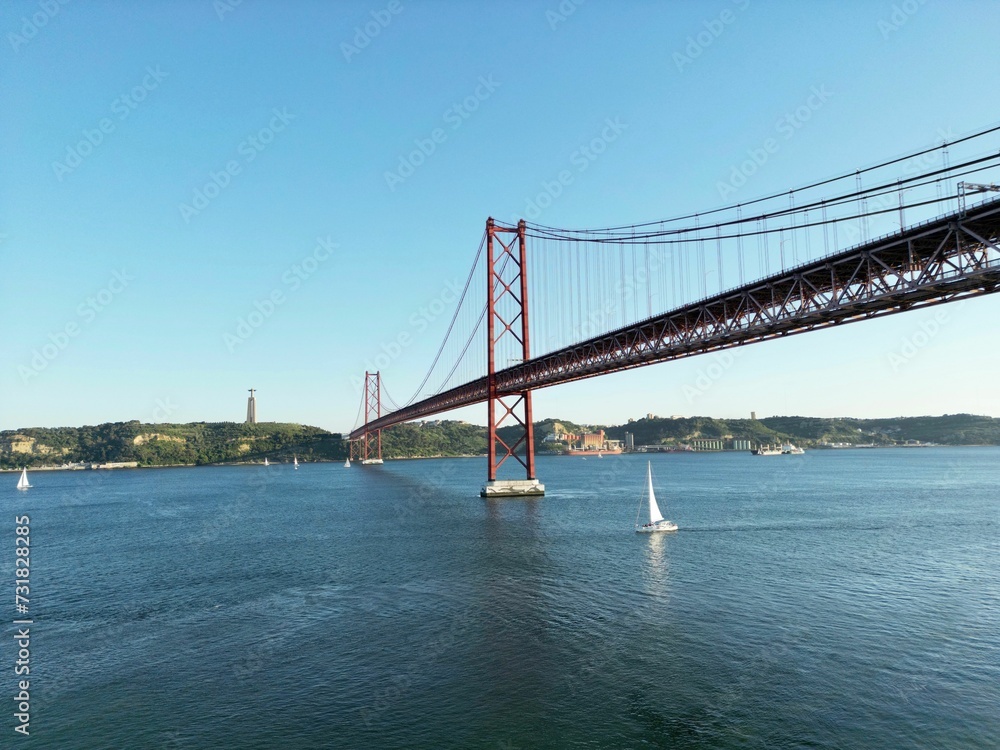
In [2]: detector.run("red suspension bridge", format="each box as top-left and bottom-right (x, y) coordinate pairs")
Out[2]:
(350, 126), (1000, 496)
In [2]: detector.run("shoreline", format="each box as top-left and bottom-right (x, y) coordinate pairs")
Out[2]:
(4, 444), (997, 473)
(0, 459), (349, 473)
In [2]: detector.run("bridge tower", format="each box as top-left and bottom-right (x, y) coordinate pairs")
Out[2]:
(359, 371), (383, 465)
(481, 218), (544, 497)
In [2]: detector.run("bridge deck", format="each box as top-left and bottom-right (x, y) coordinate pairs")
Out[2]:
(350, 198), (1000, 439)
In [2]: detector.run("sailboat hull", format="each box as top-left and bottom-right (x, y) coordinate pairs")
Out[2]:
(636, 520), (678, 533)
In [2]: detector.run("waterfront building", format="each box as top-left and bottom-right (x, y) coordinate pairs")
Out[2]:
(691, 438), (725, 451)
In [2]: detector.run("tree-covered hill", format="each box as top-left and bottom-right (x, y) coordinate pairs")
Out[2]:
(0, 421), (346, 469)
(379, 420), (486, 458)
(605, 413), (1000, 447)
(604, 416), (790, 447)
(4, 413), (999, 470)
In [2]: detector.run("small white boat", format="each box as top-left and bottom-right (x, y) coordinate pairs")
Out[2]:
(635, 461), (677, 533)
(360, 458), (384, 466)
(294, 456), (299, 469)
(598, 450), (603, 458)
(16, 467), (31, 491)
(344, 457), (351, 468)
(263, 457), (269, 466)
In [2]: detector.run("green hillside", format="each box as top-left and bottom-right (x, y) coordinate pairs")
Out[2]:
(604, 413), (1000, 448)
(0, 421), (346, 469)
(3, 413), (999, 470)
(379, 420), (486, 458)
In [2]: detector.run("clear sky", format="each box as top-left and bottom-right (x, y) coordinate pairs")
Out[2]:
(3, 0), (999, 432)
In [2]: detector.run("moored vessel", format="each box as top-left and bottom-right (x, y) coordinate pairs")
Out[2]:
(752, 445), (782, 456)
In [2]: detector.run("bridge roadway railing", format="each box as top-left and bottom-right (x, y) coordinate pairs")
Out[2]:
(350, 197), (1000, 439)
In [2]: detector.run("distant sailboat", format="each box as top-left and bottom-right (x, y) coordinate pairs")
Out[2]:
(263, 457), (269, 467)
(635, 462), (677, 533)
(294, 456), (299, 470)
(344, 457), (351, 468)
(16, 467), (31, 491)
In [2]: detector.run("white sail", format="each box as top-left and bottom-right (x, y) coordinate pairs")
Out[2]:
(294, 456), (299, 468)
(344, 458), (351, 468)
(16, 468), (31, 490)
(263, 457), (269, 466)
(647, 462), (664, 525)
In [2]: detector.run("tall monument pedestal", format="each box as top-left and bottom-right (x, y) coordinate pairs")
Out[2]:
(246, 388), (257, 424)
(480, 479), (545, 498)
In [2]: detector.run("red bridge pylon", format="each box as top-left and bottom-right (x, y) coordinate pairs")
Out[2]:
(355, 371), (383, 465)
(481, 218), (544, 497)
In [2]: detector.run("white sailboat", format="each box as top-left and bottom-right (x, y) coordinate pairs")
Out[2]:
(263, 457), (269, 467)
(344, 457), (351, 468)
(635, 461), (677, 533)
(16, 467), (31, 491)
(294, 456), (299, 469)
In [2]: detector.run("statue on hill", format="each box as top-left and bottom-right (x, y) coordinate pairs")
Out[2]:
(246, 389), (257, 424)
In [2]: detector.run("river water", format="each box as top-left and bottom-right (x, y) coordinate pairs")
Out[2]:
(6, 447), (998, 748)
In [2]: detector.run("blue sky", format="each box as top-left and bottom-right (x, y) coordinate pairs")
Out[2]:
(3, 0), (999, 432)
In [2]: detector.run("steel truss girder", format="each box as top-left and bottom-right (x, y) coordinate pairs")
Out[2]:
(349, 198), (1000, 439)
